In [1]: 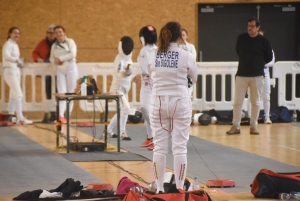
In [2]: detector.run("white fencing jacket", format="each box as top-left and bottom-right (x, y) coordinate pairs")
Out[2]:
(110, 42), (133, 93)
(2, 39), (20, 69)
(148, 43), (198, 96)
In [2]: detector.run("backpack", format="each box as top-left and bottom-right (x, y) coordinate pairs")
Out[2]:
(116, 176), (146, 195)
(250, 169), (300, 199)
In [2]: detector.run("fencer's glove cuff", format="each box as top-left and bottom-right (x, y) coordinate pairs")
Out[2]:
(123, 64), (132, 76)
(17, 58), (25, 67)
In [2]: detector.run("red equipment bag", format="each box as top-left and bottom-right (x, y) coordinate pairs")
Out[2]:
(116, 176), (146, 194)
(122, 190), (147, 201)
(186, 189), (212, 201)
(142, 189), (211, 201)
(0, 113), (15, 126)
(251, 168), (300, 199)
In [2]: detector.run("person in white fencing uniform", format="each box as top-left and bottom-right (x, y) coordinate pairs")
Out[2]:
(2, 27), (33, 124)
(247, 30), (275, 124)
(128, 25), (157, 149)
(179, 28), (197, 124)
(148, 22), (198, 193)
(180, 28), (197, 59)
(49, 25), (78, 124)
(106, 36), (134, 141)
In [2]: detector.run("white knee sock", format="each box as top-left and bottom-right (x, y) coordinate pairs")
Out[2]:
(68, 100), (74, 116)
(153, 153), (166, 193)
(141, 108), (153, 138)
(15, 97), (24, 120)
(174, 154), (187, 190)
(8, 98), (16, 115)
(107, 114), (117, 133)
(264, 101), (270, 118)
(59, 100), (66, 117)
(120, 113), (128, 134)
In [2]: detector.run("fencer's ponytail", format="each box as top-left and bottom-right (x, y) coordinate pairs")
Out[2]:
(158, 26), (172, 53)
(7, 27), (19, 40)
(158, 21), (182, 53)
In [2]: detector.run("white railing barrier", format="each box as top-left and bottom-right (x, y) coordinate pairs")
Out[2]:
(0, 63), (57, 112)
(0, 61), (299, 113)
(194, 62), (239, 111)
(272, 61), (300, 110)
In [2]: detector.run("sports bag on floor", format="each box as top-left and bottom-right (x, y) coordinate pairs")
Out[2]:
(269, 106), (291, 123)
(143, 188), (211, 201)
(251, 168), (300, 199)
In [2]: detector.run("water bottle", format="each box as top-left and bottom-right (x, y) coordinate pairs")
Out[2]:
(292, 110), (297, 122)
(11, 117), (17, 123)
(107, 133), (111, 149)
(81, 80), (87, 96)
(279, 192), (300, 200)
(192, 176), (200, 190)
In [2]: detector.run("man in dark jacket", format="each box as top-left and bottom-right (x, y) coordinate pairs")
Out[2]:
(226, 17), (273, 135)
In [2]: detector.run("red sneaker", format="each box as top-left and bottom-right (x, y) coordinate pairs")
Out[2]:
(141, 138), (153, 147)
(148, 143), (154, 150)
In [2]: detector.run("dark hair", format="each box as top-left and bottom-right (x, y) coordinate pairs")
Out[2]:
(248, 17), (260, 27)
(158, 21), (181, 53)
(181, 28), (188, 35)
(7, 27), (19, 40)
(54, 25), (65, 32)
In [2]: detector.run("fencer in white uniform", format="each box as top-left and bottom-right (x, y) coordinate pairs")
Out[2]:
(247, 50), (275, 123)
(247, 31), (275, 124)
(2, 27), (33, 124)
(106, 36), (134, 141)
(179, 29), (197, 125)
(128, 25), (157, 149)
(50, 25), (78, 124)
(179, 29), (197, 96)
(180, 29), (197, 59)
(148, 22), (198, 192)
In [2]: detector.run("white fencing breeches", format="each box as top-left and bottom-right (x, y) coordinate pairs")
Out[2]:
(4, 68), (25, 119)
(150, 95), (191, 191)
(4, 68), (23, 99)
(140, 80), (152, 138)
(107, 87), (130, 134)
(56, 63), (78, 117)
(150, 96), (191, 155)
(247, 71), (271, 118)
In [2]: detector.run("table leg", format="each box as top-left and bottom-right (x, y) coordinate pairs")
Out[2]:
(66, 100), (70, 153)
(56, 98), (60, 148)
(104, 99), (108, 148)
(116, 98), (120, 152)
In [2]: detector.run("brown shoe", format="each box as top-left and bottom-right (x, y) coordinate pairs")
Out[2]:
(250, 127), (259, 135)
(226, 126), (240, 135)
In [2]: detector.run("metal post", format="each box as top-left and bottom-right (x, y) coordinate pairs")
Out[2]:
(104, 99), (108, 148)
(66, 99), (70, 153)
(56, 98), (60, 148)
(116, 98), (120, 152)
